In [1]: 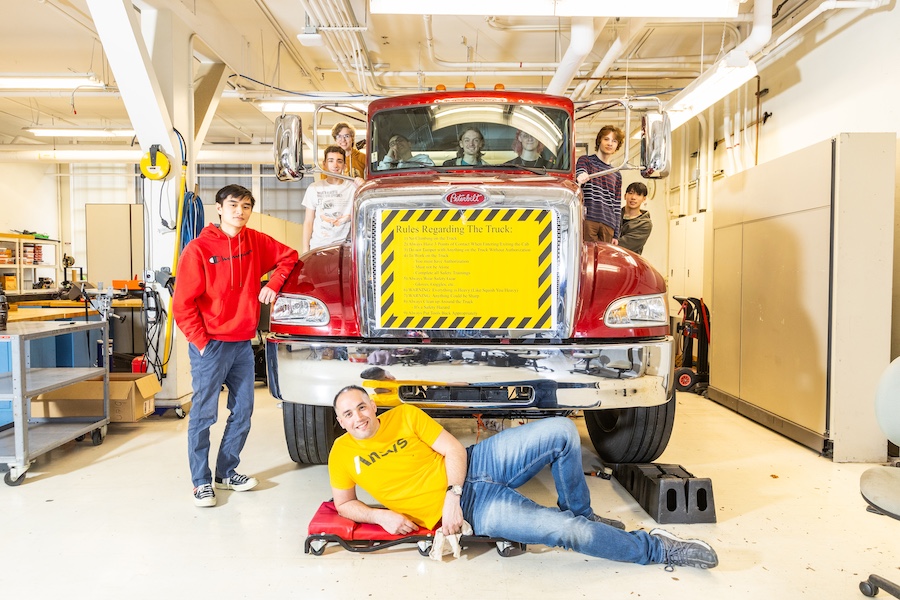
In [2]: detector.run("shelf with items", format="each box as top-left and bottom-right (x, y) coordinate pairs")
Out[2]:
(0, 320), (109, 486)
(0, 235), (62, 295)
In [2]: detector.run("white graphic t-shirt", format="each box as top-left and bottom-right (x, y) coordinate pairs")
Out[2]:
(302, 179), (357, 250)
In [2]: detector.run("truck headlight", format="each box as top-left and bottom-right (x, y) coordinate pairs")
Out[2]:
(605, 294), (667, 327)
(271, 294), (330, 326)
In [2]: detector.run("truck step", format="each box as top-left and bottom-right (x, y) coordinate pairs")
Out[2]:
(610, 463), (716, 524)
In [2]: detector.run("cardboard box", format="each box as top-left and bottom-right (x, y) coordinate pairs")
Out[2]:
(33, 373), (161, 422)
(3, 275), (16, 290)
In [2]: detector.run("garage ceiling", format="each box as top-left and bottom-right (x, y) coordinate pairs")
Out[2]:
(0, 0), (817, 158)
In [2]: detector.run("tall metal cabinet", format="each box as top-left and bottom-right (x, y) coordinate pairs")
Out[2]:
(708, 133), (895, 462)
(0, 320), (109, 485)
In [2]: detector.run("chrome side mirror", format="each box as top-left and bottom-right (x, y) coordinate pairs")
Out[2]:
(274, 114), (304, 181)
(640, 111), (671, 179)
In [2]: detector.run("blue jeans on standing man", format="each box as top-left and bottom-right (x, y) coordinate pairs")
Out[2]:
(460, 417), (665, 564)
(187, 340), (255, 488)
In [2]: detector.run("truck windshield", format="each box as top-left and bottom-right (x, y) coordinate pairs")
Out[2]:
(370, 102), (571, 173)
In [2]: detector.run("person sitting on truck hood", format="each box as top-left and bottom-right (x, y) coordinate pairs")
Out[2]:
(328, 385), (719, 570)
(505, 130), (549, 168)
(379, 134), (434, 169)
(302, 145), (359, 253)
(442, 127), (487, 166)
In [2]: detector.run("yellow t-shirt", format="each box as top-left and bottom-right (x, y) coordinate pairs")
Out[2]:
(328, 404), (447, 528)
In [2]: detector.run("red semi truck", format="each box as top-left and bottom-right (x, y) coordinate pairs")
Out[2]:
(267, 90), (674, 465)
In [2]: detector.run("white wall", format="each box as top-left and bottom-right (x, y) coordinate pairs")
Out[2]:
(0, 163), (59, 238)
(669, 4), (900, 357)
(756, 6), (900, 162)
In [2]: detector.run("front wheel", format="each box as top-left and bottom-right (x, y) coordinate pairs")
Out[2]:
(584, 389), (676, 463)
(283, 402), (342, 464)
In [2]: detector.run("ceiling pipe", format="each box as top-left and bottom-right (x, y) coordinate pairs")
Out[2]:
(298, 0), (359, 93)
(546, 18), (607, 96)
(571, 18), (648, 101)
(251, 0), (316, 83)
(423, 15), (577, 70)
(733, 0), (773, 59)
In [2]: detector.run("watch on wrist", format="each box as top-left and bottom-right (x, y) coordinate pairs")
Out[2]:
(446, 484), (463, 496)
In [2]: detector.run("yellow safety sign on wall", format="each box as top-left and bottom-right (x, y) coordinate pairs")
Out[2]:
(378, 207), (556, 330)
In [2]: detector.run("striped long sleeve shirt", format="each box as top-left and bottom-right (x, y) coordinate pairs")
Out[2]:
(576, 154), (622, 239)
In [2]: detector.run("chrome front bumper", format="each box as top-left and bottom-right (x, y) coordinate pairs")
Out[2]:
(267, 337), (674, 411)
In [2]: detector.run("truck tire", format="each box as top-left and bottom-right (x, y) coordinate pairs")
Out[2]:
(283, 402), (341, 464)
(584, 389), (676, 463)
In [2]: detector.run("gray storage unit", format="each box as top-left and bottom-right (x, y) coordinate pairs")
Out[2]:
(0, 320), (109, 485)
(708, 133), (895, 462)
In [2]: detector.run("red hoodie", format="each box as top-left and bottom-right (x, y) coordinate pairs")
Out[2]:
(173, 223), (298, 351)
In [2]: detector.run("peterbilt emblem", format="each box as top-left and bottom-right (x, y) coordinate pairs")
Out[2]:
(443, 189), (486, 206)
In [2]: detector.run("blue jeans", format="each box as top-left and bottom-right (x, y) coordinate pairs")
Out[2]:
(460, 418), (664, 564)
(187, 340), (255, 487)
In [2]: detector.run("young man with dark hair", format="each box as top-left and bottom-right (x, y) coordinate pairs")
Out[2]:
(618, 181), (653, 255)
(302, 145), (358, 253)
(173, 184), (298, 507)
(328, 386), (719, 570)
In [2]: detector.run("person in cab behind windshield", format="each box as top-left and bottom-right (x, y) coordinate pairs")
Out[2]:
(505, 130), (549, 168)
(442, 127), (487, 166)
(379, 134), (434, 169)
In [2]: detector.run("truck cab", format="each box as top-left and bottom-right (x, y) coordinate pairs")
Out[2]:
(267, 90), (674, 465)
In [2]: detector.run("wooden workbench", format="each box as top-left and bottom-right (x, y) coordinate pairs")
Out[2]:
(8, 308), (99, 322)
(9, 299), (141, 323)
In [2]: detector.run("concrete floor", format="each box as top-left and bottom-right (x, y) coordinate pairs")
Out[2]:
(1, 389), (898, 599)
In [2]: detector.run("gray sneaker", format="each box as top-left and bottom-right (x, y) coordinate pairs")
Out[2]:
(193, 483), (216, 507)
(650, 528), (718, 570)
(588, 513), (626, 530)
(214, 472), (259, 492)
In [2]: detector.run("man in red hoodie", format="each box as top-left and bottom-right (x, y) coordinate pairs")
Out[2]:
(173, 184), (298, 507)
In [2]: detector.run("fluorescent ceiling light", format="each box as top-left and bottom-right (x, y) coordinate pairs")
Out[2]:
(370, 0), (739, 17)
(256, 101), (316, 113)
(25, 127), (135, 138)
(666, 51), (758, 130)
(0, 73), (105, 90)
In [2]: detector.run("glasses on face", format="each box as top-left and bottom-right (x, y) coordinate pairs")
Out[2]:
(389, 138), (407, 147)
(335, 133), (353, 140)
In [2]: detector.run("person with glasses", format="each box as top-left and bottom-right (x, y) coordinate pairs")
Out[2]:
(330, 122), (367, 185)
(379, 133), (434, 169)
(505, 130), (549, 168)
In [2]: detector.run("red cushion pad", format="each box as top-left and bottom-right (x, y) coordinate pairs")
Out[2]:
(309, 501), (434, 540)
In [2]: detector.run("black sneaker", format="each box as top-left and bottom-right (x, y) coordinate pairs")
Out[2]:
(214, 472), (259, 492)
(650, 528), (718, 570)
(588, 513), (626, 530)
(193, 483), (216, 507)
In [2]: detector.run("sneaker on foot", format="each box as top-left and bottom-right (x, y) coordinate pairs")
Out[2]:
(650, 528), (718, 570)
(193, 483), (216, 507)
(214, 472), (259, 492)
(588, 513), (626, 530)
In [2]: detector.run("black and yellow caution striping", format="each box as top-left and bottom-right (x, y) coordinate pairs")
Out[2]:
(377, 208), (556, 331)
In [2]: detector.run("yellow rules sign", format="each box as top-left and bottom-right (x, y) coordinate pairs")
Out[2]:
(378, 208), (556, 331)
